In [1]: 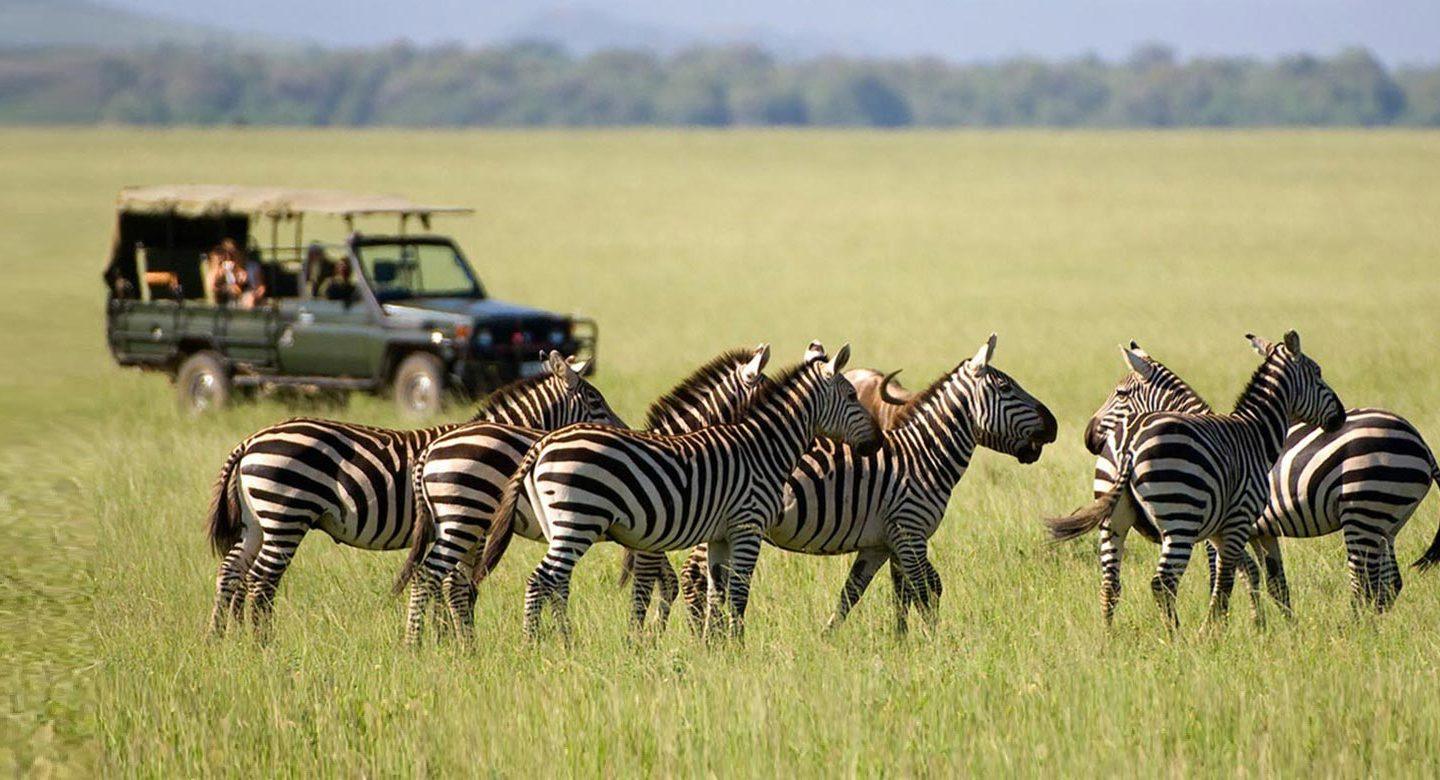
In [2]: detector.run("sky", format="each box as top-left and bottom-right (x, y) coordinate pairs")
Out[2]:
(107, 0), (1440, 65)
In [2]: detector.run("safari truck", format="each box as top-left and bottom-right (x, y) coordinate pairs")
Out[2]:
(103, 185), (597, 416)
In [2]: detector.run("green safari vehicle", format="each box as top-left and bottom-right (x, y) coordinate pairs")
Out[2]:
(103, 185), (597, 416)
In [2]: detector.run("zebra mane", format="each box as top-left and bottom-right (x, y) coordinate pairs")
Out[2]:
(888, 362), (967, 429)
(1230, 349), (1284, 414)
(1145, 357), (1210, 410)
(741, 359), (817, 412)
(642, 348), (755, 431)
(467, 373), (555, 422)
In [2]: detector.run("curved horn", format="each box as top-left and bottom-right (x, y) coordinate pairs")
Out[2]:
(878, 369), (907, 405)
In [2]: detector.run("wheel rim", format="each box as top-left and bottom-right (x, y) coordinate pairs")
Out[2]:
(189, 372), (219, 412)
(403, 373), (436, 413)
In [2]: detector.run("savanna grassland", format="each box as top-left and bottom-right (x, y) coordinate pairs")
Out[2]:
(2, 128), (1439, 776)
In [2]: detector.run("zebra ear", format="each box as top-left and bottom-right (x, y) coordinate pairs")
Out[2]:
(1128, 340), (1151, 360)
(1247, 333), (1273, 357)
(566, 356), (591, 376)
(1121, 344), (1154, 380)
(804, 340), (826, 363)
(1283, 330), (1302, 356)
(967, 333), (997, 374)
(824, 343), (851, 376)
(547, 351), (579, 387)
(742, 343), (770, 384)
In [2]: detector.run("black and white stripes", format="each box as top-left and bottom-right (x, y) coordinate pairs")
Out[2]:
(1048, 331), (1346, 630)
(483, 343), (882, 639)
(205, 351), (620, 639)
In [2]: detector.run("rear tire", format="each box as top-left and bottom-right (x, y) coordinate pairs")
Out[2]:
(393, 352), (446, 419)
(175, 350), (231, 415)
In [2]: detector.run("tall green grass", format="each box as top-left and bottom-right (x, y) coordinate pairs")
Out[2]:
(2, 129), (1439, 775)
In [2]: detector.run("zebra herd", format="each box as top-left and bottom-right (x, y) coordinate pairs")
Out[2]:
(203, 331), (1440, 643)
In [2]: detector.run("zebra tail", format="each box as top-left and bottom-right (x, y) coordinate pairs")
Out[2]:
(1411, 463), (1440, 572)
(392, 459), (436, 596)
(475, 442), (539, 586)
(206, 441), (247, 557)
(617, 549), (635, 588)
(1046, 454), (1131, 542)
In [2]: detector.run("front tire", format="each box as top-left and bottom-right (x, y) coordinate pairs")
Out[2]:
(175, 350), (231, 415)
(393, 352), (445, 419)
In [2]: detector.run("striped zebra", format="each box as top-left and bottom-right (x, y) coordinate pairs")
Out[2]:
(1047, 331), (1346, 631)
(678, 335), (1057, 634)
(397, 344), (772, 643)
(1239, 408), (1440, 613)
(483, 343), (883, 639)
(204, 351), (621, 639)
(619, 364), (917, 630)
(1086, 345), (1440, 615)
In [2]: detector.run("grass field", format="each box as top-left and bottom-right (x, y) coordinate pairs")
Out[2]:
(3, 128), (1440, 776)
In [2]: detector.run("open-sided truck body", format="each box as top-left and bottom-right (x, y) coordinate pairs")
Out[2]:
(104, 185), (597, 415)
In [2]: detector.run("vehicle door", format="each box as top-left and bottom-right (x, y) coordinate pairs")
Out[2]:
(277, 283), (385, 378)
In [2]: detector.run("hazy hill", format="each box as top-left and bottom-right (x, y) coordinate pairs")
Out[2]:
(0, 0), (273, 50)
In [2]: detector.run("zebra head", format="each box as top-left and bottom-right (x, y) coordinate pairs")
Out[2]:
(806, 342), (884, 456)
(541, 350), (628, 429)
(1247, 330), (1346, 433)
(1084, 341), (1208, 455)
(959, 334), (1057, 464)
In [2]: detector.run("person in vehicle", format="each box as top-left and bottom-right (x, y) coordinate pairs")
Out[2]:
(305, 243), (331, 297)
(221, 238), (267, 307)
(318, 258), (355, 302)
(209, 246), (245, 306)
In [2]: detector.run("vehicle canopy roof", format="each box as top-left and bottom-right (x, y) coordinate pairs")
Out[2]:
(116, 184), (473, 220)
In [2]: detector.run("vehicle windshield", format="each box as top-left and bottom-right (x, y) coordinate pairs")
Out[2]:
(354, 241), (483, 301)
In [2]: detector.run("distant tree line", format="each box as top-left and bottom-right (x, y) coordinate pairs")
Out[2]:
(2, 42), (1437, 127)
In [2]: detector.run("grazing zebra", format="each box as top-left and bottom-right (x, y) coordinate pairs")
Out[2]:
(1241, 408), (1440, 613)
(1086, 345), (1440, 615)
(1047, 331), (1346, 631)
(484, 343), (883, 639)
(679, 335), (1057, 635)
(397, 344), (772, 643)
(205, 351), (621, 639)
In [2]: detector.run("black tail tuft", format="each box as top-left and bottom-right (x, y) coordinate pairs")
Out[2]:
(206, 442), (247, 556)
(1410, 464), (1440, 571)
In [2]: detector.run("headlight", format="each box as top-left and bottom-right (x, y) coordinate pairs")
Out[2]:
(548, 328), (566, 345)
(476, 328), (493, 347)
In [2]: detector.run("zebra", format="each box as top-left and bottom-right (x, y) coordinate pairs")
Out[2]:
(482, 342), (883, 639)
(1086, 345), (1440, 616)
(1241, 408), (1440, 613)
(204, 351), (622, 640)
(396, 344), (773, 643)
(1047, 331), (1346, 631)
(678, 334), (1058, 635)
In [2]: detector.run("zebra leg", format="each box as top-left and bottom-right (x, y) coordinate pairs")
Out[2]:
(627, 551), (664, 635)
(1097, 522), (1130, 628)
(1251, 534), (1292, 618)
(887, 557), (911, 636)
(703, 539), (733, 642)
(1238, 543), (1265, 629)
(917, 555), (943, 629)
(442, 566), (477, 641)
(1342, 523), (1384, 612)
(1150, 531), (1195, 634)
(524, 532), (598, 640)
(723, 525), (764, 640)
(405, 568), (443, 646)
(679, 546), (710, 637)
(208, 525), (260, 638)
(885, 529), (933, 636)
(655, 554), (680, 629)
(245, 524), (307, 642)
(1204, 541), (1220, 596)
(1377, 537), (1402, 613)
(823, 548), (887, 635)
